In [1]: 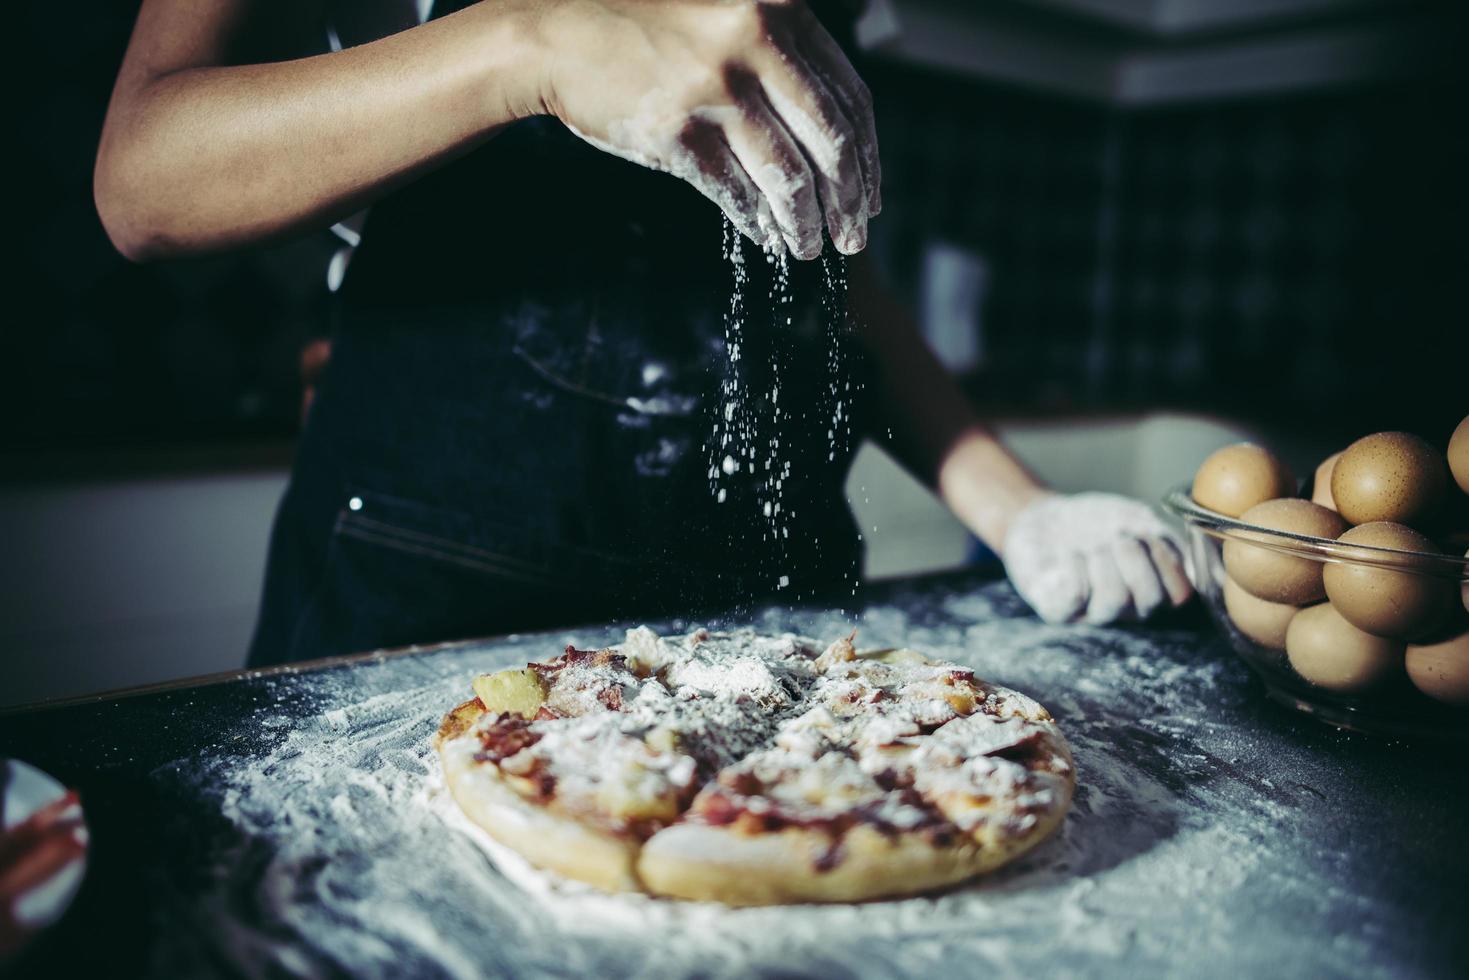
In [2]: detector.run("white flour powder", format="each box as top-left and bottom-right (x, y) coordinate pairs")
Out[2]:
(148, 589), (1390, 979)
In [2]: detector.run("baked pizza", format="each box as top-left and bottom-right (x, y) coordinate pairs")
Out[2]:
(434, 628), (1074, 905)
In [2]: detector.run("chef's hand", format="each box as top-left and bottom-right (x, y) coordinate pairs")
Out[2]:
(1003, 493), (1193, 624)
(538, 0), (879, 258)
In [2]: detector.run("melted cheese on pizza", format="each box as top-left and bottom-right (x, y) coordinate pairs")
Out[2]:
(466, 629), (1072, 848)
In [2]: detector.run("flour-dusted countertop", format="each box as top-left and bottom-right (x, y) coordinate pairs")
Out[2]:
(1, 572), (1464, 979)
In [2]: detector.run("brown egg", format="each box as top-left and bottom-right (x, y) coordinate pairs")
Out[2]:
(1192, 443), (1294, 518)
(1222, 576), (1301, 649)
(1322, 522), (1453, 639)
(1450, 416), (1469, 496)
(1286, 603), (1404, 693)
(1331, 431), (1447, 527)
(1310, 452), (1341, 511)
(1224, 499), (1347, 604)
(1405, 626), (1469, 706)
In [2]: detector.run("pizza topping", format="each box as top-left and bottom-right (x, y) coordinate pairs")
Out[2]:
(471, 668), (548, 718)
(903, 713), (1050, 761)
(772, 705), (844, 756)
(474, 715), (542, 762)
(813, 659), (980, 718)
(504, 708), (699, 837)
(775, 658), (985, 758)
(494, 749), (557, 800)
(462, 629), (1071, 856)
(620, 626), (675, 677)
(662, 647), (805, 710)
(812, 633), (857, 671)
(560, 645), (622, 665)
(859, 647), (933, 666)
(537, 652), (641, 717)
(704, 747), (938, 832)
(914, 754), (1067, 838)
(592, 747), (696, 832)
(898, 714), (1071, 839)
(970, 682), (1054, 723)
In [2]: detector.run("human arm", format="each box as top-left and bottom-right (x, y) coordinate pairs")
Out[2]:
(846, 253), (1193, 622)
(844, 252), (1049, 548)
(95, 0), (879, 262)
(95, 0), (548, 260)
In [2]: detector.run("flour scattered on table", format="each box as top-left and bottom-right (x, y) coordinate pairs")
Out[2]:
(146, 584), (1384, 979)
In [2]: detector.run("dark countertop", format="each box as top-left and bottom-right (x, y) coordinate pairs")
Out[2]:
(2, 571), (1465, 979)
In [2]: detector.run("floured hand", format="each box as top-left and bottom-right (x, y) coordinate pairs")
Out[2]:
(537, 0), (879, 258)
(1003, 493), (1193, 625)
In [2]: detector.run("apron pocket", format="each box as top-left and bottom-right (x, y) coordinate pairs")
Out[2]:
(335, 487), (564, 589)
(289, 488), (608, 659)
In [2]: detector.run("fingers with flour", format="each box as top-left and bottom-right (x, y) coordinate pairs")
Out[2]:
(1112, 536), (1167, 619)
(1017, 550), (1090, 624)
(673, 120), (773, 249)
(1002, 492), (1197, 625)
(1083, 546), (1132, 624)
(759, 63), (867, 254)
(795, 15), (881, 216)
(1145, 535), (1193, 608)
(723, 75), (824, 258)
(543, 0), (879, 256)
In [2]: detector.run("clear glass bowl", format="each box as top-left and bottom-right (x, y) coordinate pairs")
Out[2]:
(1163, 486), (1469, 740)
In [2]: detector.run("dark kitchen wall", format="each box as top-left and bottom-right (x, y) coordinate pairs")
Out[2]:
(6, 3), (336, 455)
(9, 6), (1466, 457)
(866, 66), (1110, 405)
(865, 60), (1469, 435)
(1101, 83), (1467, 419)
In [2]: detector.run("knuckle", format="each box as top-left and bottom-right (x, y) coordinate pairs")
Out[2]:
(724, 3), (773, 47)
(717, 62), (755, 103)
(675, 120), (726, 169)
(674, 118), (705, 150)
(832, 134), (861, 174)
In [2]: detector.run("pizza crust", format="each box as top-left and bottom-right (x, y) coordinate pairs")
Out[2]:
(435, 701), (644, 895)
(638, 748), (1074, 905)
(639, 824), (979, 906)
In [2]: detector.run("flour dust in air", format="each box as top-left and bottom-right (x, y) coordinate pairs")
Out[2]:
(706, 217), (853, 598)
(820, 250), (854, 465)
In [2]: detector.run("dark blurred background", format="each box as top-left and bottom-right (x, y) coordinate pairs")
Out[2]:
(3, 0), (1466, 704)
(7, 0), (1466, 453)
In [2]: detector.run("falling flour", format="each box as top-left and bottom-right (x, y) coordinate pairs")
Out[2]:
(706, 218), (854, 593)
(820, 250), (854, 465)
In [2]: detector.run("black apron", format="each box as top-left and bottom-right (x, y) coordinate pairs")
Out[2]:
(248, 5), (869, 666)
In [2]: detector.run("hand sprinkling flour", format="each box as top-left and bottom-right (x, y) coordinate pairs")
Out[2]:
(540, 0), (879, 259)
(1003, 494), (1193, 625)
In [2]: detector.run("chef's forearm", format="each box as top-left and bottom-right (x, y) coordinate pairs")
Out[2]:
(933, 428), (1053, 554)
(846, 255), (1049, 551)
(94, 0), (550, 262)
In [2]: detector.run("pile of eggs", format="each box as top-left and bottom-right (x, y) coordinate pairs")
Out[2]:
(1192, 416), (1469, 707)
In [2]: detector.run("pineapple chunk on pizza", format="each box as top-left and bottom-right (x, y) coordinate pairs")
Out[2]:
(472, 668), (547, 718)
